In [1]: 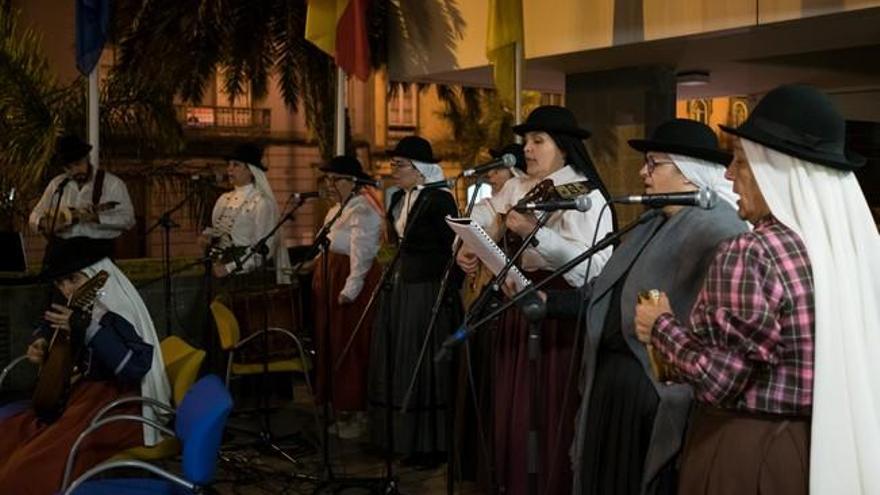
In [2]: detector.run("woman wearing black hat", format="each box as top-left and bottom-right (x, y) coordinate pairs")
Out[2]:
(366, 136), (461, 465)
(199, 143), (291, 285)
(0, 238), (170, 494)
(635, 85), (880, 495)
(312, 156), (384, 439)
(456, 105), (616, 494)
(542, 119), (747, 495)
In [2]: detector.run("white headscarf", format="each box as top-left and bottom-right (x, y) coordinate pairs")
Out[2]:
(81, 258), (172, 447)
(742, 139), (880, 494)
(669, 153), (739, 210)
(247, 163), (292, 284)
(394, 159), (446, 237)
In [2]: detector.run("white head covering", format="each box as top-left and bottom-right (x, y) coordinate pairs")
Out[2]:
(246, 163), (292, 284)
(394, 159), (446, 238)
(742, 138), (880, 494)
(81, 258), (172, 446)
(669, 153), (739, 209)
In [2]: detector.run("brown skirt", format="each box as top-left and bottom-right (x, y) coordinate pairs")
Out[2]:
(313, 251), (382, 411)
(0, 380), (142, 494)
(679, 405), (810, 495)
(492, 270), (580, 495)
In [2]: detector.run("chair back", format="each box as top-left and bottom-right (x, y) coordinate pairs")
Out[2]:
(210, 300), (240, 351)
(176, 375), (233, 485)
(160, 336), (206, 406)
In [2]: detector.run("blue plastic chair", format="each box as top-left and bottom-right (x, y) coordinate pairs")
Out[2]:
(61, 374), (233, 495)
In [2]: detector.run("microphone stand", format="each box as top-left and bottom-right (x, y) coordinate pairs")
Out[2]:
(223, 195), (317, 479)
(144, 183), (206, 336)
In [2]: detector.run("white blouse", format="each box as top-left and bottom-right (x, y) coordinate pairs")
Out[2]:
(29, 171), (135, 239)
(469, 165), (613, 287)
(324, 195), (383, 300)
(209, 184), (276, 274)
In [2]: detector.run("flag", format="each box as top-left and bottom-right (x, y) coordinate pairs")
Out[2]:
(76, 0), (110, 76)
(305, 0), (372, 81)
(486, 0), (523, 107)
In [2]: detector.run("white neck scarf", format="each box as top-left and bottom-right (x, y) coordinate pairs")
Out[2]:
(743, 139), (880, 494)
(246, 164), (292, 284)
(669, 153), (739, 210)
(82, 259), (172, 446)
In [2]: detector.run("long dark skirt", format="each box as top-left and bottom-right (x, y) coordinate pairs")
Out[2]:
(313, 252), (381, 412)
(493, 272), (579, 495)
(579, 350), (664, 495)
(678, 405), (810, 495)
(0, 380), (141, 494)
(367, 271), (463, 455)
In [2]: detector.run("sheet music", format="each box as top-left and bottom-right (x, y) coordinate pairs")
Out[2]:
(446, 216), (531, 292)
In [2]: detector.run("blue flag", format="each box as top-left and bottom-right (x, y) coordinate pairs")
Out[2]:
(76, 0), (110, 75)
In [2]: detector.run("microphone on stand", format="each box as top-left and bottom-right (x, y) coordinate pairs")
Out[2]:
(349, 176), (383, 188)
(460, 153), (517, 178)
(613, 187), (718, 209)
(291, 191), (322, 202)
(514, 194), (593, 213)
(415, 178), (456, 191)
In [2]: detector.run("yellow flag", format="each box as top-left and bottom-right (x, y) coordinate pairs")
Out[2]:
(487, 0), (524, 107)
(305, 0), (349, 56)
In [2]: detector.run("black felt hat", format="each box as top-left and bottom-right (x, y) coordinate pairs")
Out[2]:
(629, 119), (732, 165)
(320, 155), (373, 181)
(39, 237), (109, 281)
(512, 105), (591, 139)
(51, 135), (92, 167)
(225, 143), (267, 171)
(388, 136), (439, 163)
(719, 84), (865, 171)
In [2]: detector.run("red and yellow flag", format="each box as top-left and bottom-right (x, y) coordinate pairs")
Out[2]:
(305, 0), (372, 81)
(486, 0), (524, 106)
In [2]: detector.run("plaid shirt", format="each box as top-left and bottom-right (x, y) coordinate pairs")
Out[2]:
(652, 216), (815, 415)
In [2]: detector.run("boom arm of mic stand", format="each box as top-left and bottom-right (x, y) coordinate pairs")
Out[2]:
(436, 209), (662, 360)
(230, 196), (306, 276)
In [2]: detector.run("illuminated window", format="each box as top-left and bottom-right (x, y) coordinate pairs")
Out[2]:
(388, 82), (418, 127)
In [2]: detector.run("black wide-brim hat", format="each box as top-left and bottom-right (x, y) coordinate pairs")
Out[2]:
(39, 237), (110, 282)
(513, 105), (591, 139)
(225, 143), (267, 171)
(52, 135), (92, 167)
(720, 84), (865, 171)
(629, 118), (732, 165)
(389, 136), (439, 163)
(320, 155), (373, 181)
(490, 143), (527, 172)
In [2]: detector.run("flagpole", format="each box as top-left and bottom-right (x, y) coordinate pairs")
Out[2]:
(514, 40), (523, 141)
(335, 66), (346, 155)
(88, 64), (100, 168)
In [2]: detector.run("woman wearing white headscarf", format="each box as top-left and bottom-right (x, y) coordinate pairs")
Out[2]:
(544, 119), (747, 495)
(201, 143), (292, 285)
(636, 85), (880, 494)
(366, 136), (462, 466)
(0, 238), (170, 494)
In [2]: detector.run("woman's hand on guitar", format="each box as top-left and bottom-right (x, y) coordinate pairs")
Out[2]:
(27, 338), (48, 364)
(44, 304), (73, 333)
(456, 246), (480, 275)
(505, 209), (538, 237)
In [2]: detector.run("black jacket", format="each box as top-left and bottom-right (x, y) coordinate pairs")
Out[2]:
(387, 188), (459, 283)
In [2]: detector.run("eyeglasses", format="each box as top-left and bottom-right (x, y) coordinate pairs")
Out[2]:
(390, 159), (413, 170)
(645, 156), (676, 175)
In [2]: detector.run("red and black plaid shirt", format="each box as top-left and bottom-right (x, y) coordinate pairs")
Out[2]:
(652, 216), (815, 415)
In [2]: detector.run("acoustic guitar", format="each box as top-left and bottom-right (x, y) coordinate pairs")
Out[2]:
(42, 201), (120, 235)
(32, 270), (109, 421)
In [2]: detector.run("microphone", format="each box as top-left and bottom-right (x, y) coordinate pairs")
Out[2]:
(292, 191), (322, 201)
(349, 176), (382, 188)
(613, 188), (718, 209)
(415, 178), (456, 191)
(515, 194), (592, 213)
(460, 153), (517, 177)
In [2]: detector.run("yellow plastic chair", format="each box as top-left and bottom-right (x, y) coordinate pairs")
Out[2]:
(94, 336), (206, 461)
(209, 300), (314, 399)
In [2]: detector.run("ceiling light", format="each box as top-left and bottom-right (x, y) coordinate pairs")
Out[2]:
(676, 70), (710, 86)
